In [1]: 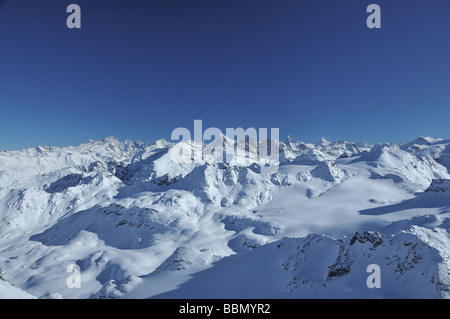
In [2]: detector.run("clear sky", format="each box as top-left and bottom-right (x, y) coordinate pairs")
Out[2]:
(0, 0), (450, 150)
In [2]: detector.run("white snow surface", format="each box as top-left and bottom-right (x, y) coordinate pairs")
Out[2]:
(0, 278), (36, 299)
(1, 136), (450, 298)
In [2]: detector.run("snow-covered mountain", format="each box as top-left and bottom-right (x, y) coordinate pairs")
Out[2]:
(1, 136), (450, 299)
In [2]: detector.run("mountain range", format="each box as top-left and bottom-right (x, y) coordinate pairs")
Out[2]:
(1, 135), (450, 298)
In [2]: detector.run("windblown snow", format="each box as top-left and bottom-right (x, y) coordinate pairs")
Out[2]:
(1, 136), (450, 298)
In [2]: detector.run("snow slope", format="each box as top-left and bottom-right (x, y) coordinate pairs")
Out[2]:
(0, 277), (36, 299)
(1, 136), (450, 299)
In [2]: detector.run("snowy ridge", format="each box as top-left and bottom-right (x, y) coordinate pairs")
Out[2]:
(1, 136), (450, 298)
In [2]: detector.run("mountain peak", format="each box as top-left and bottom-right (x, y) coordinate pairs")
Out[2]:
(100, 136), (121, 144)
(284, 136), (297, 143)
(83, 136), (121, 146)
(315, 137), (330, 146)
(402, 136), (444, 149)
(35, 145), (55, 153)
(154, 138), (171, 148)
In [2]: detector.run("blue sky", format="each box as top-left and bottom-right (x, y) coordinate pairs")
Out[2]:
(0, 0), (450, 150)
